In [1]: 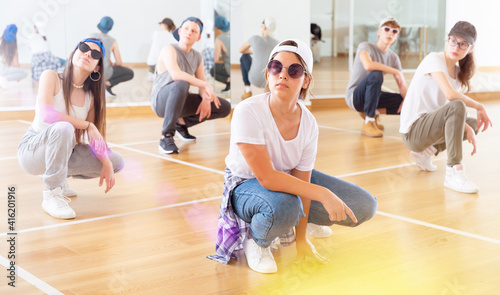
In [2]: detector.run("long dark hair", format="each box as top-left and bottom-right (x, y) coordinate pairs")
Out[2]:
(61, 38), (106, 143)
(0, 37), (17, 66)
(458, 51), (475, 93)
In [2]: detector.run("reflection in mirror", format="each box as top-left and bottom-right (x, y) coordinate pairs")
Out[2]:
(0, 0), (205, 111)
(212, 0), (230, 99)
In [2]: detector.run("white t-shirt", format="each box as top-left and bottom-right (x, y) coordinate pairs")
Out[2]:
(29, 34), (50, 54)
(32, 78), (91, 132)
(146, 30), (176, 66)
(399, 52), (461, 133)
(225, 93), (319, 179)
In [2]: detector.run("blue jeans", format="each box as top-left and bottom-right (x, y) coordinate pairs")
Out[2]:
(231, 169), (377, 247)
(240, 54), (252, 86)
(353, 71), (403, 118)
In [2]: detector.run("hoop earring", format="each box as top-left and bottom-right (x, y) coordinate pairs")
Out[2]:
(90, 71), (101, 82)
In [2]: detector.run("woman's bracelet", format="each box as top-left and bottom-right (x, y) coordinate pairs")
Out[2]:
(86, 121), (90, 131)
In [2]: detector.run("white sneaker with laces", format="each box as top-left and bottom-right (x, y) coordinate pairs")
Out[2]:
(411, 146), (437, 172)
(42, 188), (76, 219)
(306, 223), (333, 238)
(242, 238), (277, 274)
(444, 164), (479, 194)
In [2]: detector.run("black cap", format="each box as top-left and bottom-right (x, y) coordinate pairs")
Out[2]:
(449, 21), (477, 44)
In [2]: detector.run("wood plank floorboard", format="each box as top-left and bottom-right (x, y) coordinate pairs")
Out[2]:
(0, 100), (499, 294)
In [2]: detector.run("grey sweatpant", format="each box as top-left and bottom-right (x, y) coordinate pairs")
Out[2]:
(17, 122), (125, 190)
(153, 80), (231, 136)
(401, 100), (477, 166)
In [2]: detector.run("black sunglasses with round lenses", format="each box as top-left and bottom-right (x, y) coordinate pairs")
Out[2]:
(267, 60), (305, 79)
(381, 26), (399, 34)
(78, 42), (103, 60)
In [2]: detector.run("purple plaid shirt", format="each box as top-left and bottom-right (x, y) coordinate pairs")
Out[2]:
(207, 168), (295, 264)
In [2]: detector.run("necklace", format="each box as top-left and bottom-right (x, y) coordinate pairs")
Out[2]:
(72, 83), (84, 89)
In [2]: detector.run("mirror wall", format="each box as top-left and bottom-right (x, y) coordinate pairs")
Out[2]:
(1, 0), (468, 112)
(0, 0), (219, 110)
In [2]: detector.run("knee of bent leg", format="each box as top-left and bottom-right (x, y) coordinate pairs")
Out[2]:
(255, 193), (302, 234)
(368, 71), (383, 84)
(109, 150), (125, 173)
(449, 99), (466, 118)
(173, 80), (190, 93)
(270, 193), (303, 228)
(350, 185), (378, 226)
(49, 122), (75, 141)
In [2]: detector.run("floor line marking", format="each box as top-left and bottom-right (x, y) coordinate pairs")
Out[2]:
(336, 157), (446, 178)
(318, 125), (402, 140)
(0, 196), (222, 237)
(376, 211), (500, 245)
(0, 156), (17, 161)
(0, 255), (64, 294)
(106, 143), (225, 175)
(1, 194), (498, 249)
(16, 120), (32, 125)
(119, 132), (231, 147)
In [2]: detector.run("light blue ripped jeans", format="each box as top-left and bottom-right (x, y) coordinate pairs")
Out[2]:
(231, 170), (377, 247)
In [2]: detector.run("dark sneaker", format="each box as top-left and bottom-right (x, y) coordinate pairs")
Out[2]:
(159, 134), (179, 154)
(222, 82), (230, 93)
(175, 123), (196, 142)
(106, 85), (116, 97)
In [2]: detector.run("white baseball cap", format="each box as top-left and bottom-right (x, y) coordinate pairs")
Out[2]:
(268, 39), (313, 73)
(379, 17), (400, 28)
(263, 16), (277, 37)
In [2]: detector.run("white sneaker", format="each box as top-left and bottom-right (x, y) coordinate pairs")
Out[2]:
(444, 164), (479, 194)
(42, 188), (76, 219)
(306, 223), (333, 238)
(242, 238), (277, 274)
(411, 146), (437, 172)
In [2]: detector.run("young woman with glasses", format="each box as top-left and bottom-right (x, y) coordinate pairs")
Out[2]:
(208, 39), (377, 273)
(400, 21), (492, 194)
(17, 38), (125, 219)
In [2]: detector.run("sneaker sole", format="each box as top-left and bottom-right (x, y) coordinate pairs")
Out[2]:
(175, 130), (196, 142)
(42, 208), (76, 219)
(361, 131), (383, 137)
(158, 145), (179, 154)
(444, 183), (479, 194)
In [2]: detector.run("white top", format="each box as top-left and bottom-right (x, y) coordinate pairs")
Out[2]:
(225, 93), (319, 179)
(399, 52), (461, 133)
(146, 30), (177, 66)
(29, 34), (50, 54)
(32, 78), (92, 132)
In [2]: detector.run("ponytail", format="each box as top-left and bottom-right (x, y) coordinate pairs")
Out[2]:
(458, 51), (475, 93)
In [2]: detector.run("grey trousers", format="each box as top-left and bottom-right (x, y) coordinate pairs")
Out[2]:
(402, 100), (477, 166)
(153, 80), (231, 136)
(17, 122), (125, 190)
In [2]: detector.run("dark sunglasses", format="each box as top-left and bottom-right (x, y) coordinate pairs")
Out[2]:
(78, 42), (103, 60)
(381, 26), (399, 34)
(267, 60), (305, 79)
